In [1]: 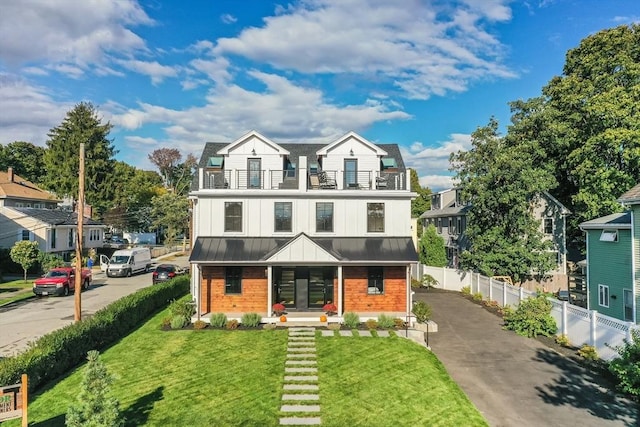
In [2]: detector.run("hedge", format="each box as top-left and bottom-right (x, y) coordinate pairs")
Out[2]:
(0, 275), (190, 392)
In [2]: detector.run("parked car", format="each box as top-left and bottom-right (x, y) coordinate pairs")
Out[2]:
(33, 267), (92, 297)
(103, 236), (129, 249)
(152, 264), (186, 284)
(556, 290), (570, 302)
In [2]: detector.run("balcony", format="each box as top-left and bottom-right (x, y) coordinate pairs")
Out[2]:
(198, 168), (407, 191)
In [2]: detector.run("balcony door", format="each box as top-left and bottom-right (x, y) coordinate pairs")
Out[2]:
(248, 158), (261, 189)
(344, 159), (357, 189)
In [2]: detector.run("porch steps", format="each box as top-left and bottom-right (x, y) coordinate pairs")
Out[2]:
(280, 328), (322, 426)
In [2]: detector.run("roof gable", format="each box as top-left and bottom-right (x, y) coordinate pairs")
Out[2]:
(265, 233), (339, 263)
(217, 130), (290, 156)
(618, 183), (640, 205)
(316, 131), (387, 156)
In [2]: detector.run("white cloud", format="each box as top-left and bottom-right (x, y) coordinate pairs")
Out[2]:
(403, 133), (471, 191)
(115, 59), (179, 85)
(0, 74), (73, 145)
(221, 14), (237, 24)
(212, 0), (515, 99)
(0, 0), (153, 71)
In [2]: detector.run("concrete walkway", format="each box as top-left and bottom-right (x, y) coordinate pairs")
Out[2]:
(416, 289), (638, 427)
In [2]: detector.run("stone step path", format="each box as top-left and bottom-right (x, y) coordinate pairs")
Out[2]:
(280, 327), (321, 426)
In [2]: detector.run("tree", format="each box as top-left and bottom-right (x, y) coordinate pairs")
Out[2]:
(150, 191), (190, 244)
(43, 102), (116, 216)
(148, 148), (182, 189)
(450, 118), (557, 283)
(410, 169), (431, 236)
(66, 350), (123, 427)
(0, 141), (46, 184)
(10, 240), (40, 282)
(171, 154), (198, 195)
(419, 224), (447, 267)
(508, 24), (640, 241)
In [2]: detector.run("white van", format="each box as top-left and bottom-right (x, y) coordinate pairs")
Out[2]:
(102, 247), (152, 278)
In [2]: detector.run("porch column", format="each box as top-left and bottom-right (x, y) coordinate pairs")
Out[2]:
(406, 265), (412, 319)
(337, 265), (343, 315)
(266, 266), (273, 316)
(195, 265), (202, 320)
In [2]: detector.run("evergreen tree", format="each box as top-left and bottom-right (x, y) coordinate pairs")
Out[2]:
(66, 350), (123, 427)
(44, 102), (116, 216)
(419, 224), (447, 267)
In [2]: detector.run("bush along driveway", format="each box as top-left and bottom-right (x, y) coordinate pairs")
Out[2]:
(416, 289), (638, 427)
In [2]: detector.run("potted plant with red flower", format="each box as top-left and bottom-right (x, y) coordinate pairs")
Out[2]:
(272, 303), (286, 316)
(322, 303), (337, 316)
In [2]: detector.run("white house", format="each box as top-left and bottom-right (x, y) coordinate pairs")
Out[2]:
(188, 131), (418, 320)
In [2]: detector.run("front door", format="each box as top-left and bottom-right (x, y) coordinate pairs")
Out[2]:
(308, 267), (334, 309)
(273, 267), (334, 310)
(274, 268), (296, 307)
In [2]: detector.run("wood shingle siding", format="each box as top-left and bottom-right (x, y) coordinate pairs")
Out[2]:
(201, 266), (268, 313)
(343, 266), (406, 312)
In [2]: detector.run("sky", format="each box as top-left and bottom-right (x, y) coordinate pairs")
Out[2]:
(0, 0), (638, 191)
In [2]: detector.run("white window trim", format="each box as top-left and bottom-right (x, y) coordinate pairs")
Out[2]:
(598, 284), (609, 308)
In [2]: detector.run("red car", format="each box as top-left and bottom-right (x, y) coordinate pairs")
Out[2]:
(33, 267), (92, 297)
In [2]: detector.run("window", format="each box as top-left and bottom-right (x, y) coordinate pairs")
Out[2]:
(448, 217), (453, 231)
(624, 289), (633, 321)
(274, 202), (292, 232)
(316, 202), (333, 232)
(381, 157), (397, 170)
(225, 267), (242, 294)
(456, 217), (462, 235)
(367, 203), (384, 232)
(544, 218), (553, 235)
(225, 202), (242, 232)
(51, 229), (56, 249)
(21, 230), (30, 241)
(598, 284), (609, 308)
(68, 229), (74, 247)
(437, 218), (442, 234)
(600, 229), (618, 242)
(368, 267), (384, 294)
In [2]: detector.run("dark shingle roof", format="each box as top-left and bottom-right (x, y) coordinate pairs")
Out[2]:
(419, 205), (471, 219)
(12, 208), (106, 226)
(189, 235), (417, 264)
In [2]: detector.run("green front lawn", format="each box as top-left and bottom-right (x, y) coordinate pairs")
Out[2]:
(5, 310), (486, 427)
(0, 278), (34, 306)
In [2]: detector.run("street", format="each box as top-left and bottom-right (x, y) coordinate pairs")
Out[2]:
(0, 254), (189, 358)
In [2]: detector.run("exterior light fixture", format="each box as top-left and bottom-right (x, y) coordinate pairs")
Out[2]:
(251, 148), (256, 156)
(349, 149), (354, 156)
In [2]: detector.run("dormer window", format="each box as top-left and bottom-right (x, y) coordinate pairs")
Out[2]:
(599, 229), (618, 242)
(381, 157), (397, 171)
(207, 156), (224, 169)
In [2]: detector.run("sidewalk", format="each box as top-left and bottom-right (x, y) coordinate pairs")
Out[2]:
(414, 289), (638, 427)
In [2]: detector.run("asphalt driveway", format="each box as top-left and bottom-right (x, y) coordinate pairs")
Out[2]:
(415, 289), (638, 427)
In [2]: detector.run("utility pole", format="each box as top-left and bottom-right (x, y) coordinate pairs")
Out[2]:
(74, 143), (85, 322)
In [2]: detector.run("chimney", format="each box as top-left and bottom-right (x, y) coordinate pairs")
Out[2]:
(7, 167), (14, 182)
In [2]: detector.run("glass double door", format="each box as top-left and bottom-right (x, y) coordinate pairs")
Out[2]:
(273, 267), (334, 310)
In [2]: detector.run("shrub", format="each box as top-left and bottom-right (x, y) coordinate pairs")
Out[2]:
(472, 292), (483, 302)
(422, 274), (439, 288)
(160, 317), (172, 329)
(555, 334), (571, 347)
(343, 312), (360, 329)
(327, 323), (341, 331)
(169, 298), (195, 321)
(225, 319), (239, 330)
(461, 286), (471, 295)
(263, 323), (277, 330)
(411, 278), (422, 288)
(365, 319), (379, 330)
(412, 301), (432, 324)
(578, 344), (599, 361)
(377, 314), (395, 329)
(193, 320), (207, 330)
(241, 313), (262, 328)
(503, 295), (557, 338)
(393, 318), (406, 329)
(170, 315), (187, 329)
(609, 329), (640, 396)
(210, 313), (227, 328)
(0, 276), (190, 392)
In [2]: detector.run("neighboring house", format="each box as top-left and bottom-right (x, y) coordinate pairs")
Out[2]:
(580, 183), (640, 323)
(0, 167), (106, 260)
(188, 130), (417, 320)
(419, 188), (570, 275)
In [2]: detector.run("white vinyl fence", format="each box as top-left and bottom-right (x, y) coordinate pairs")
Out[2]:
(420, 266), (636, 361)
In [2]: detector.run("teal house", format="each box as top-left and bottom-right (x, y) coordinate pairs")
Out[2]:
(580, 183), (640, 323)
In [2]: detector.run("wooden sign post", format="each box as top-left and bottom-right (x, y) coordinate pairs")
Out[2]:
(0, 374), (28, 426)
